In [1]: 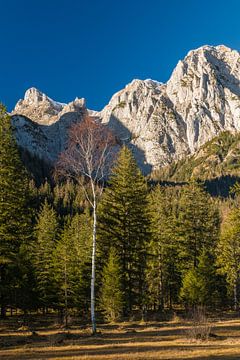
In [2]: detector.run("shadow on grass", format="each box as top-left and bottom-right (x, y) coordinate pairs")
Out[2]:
(1, 342), (240, 360)
(187, 356), (240, 360)
(1, 318), (240, 359)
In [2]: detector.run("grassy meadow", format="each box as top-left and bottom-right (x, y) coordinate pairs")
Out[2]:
(1, 313), (240, 360)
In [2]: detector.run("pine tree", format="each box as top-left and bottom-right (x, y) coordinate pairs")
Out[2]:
(67, 212), (92, 312)
(180, 250), (219, 307)
(178, 181), (220, 269)
(100, 248), (123, 321)
(53, 212), (92, 324)
(53, 219), (72, 327)
(0, 105), (32, 317)
(33, 200), (59, 310)
(217, 207), (240, 310)
(147, 185), (181, 310)
(98, 146), (150, 315)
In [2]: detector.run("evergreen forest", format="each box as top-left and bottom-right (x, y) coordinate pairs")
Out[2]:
(1, 104), (240, 330)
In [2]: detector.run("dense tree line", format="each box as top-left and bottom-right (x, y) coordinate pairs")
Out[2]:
(1, 104), (240, 326)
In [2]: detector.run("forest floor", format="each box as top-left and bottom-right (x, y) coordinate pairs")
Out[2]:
(1, 314), (240, 359)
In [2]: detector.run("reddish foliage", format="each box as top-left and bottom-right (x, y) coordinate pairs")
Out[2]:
(56, 116), (116, 182)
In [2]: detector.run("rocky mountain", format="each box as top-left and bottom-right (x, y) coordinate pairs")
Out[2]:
(12, 88), (87, 163)
(11, 44), (240, 174)
(99, 45), (240, 172)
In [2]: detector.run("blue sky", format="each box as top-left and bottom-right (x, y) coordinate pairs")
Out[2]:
(1, 0), (240, 111)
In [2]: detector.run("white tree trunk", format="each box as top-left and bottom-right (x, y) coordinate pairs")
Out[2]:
(91, 191), (97, 334)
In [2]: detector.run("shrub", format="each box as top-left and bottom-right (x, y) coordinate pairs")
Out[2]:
(185, 306), (211, 341)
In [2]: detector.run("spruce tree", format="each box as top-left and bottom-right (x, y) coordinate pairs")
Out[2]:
(180, 250), (219, 307)
(33, 200), (59, 310)
(98, 146), (150, 315)
(100, 248), (123, 321)
(0, 105), (32, 317)
(147, 185), (181, 310)
(53, 219), (72, 327)
(53, 212), (92, 323)
(68, 212), (92, 313)
(178, 181), (220, 269)
(217, 207), (240, 310)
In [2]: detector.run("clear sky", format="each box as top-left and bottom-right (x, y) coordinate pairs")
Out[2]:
(1, 0), (240, 111)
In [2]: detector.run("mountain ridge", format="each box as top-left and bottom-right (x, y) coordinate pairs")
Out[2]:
(10, 44), (240, 175)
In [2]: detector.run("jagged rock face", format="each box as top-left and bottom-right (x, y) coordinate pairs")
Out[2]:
(166, 45), (240, 152)
(99, 45), (240, 171)
(13, 87), (86, 125)
(12, 89), (87, 162)
(11, 45), (240, 173)
(14, 88), (65, 125)
(99, 79), (189, 171)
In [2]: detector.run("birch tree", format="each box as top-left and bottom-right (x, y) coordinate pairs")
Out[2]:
(56, 116), (115, 333)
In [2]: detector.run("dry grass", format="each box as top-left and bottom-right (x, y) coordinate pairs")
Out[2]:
(1, 316), (240, 359)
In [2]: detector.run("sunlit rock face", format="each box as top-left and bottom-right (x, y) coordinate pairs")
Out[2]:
(12, 45), (240, 172)
(12, 88), (87, 162)
(99, 45), (240, 171)
(99, 78), (189, 171)
(166, 45), (240, 152)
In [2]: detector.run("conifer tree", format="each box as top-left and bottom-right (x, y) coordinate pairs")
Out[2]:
(33, 200), (59, 310)
(217, 207), (240, 310)
(98, 146), (150, 315)
(69, 213), (92, 312)
(178, 181), (220, 269)
(180, 250), (218, 307)
(147, 185), (181, 310)
(53, 220), (72, 327)
(53, 212), (92, 323)
(0, 105), (32, 317)
(100, 248), (123, 321)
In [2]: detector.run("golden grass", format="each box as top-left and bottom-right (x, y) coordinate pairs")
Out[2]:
(1, 318), (240, 359)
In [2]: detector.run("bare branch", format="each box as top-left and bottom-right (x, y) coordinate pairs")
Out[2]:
(55, 115), (116, 203)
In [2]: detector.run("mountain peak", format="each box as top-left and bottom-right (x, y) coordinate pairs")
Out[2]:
(13, 88), (69, 125)
(23, 87), (66, 110)
(11, 44), (240, 173)
(24, 87), (47, 105)
(186, 44), (234, 56)
(215, 44), (233, 52)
